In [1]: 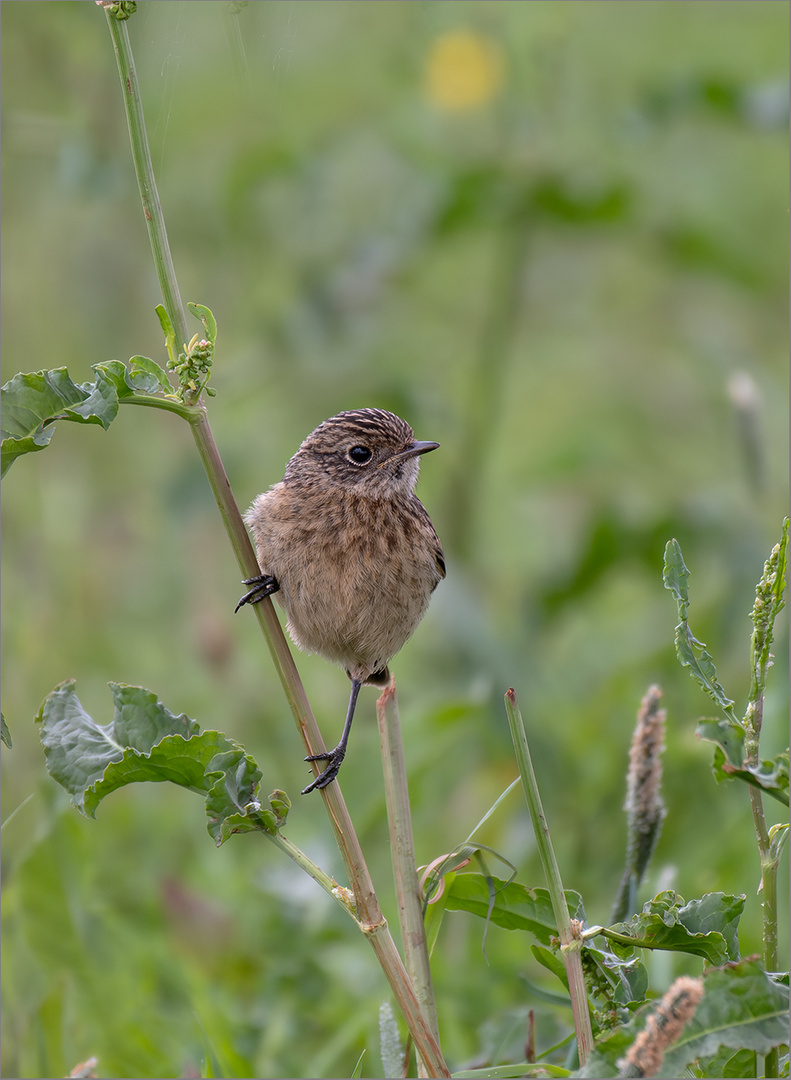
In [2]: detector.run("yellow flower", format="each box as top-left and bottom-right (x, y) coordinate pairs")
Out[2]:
(425, 29), (505, 112)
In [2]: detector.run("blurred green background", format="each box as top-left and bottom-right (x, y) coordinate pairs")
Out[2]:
(1, 2), (788, 1077)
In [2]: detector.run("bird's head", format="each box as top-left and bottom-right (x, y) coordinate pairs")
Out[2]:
(284, 408), (439, 499)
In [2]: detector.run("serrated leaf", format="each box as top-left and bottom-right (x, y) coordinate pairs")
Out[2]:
(662, 539), (690, 611)
(37, 680), (200, 812)
(663, 539), (738, 722)
(674, 624), (737, 716)
(604, 890), (743, 965)
(576, 959), (788, 1079)
(445, 874), (584, 945)
(36, 680), (277, 843)
(1, 367), (121, 477)
(205, 750), (263, 843)
(1, 357), (194, 476)
(674, 892), (743, 960)
(84, 730), (235, 818)
(661, 959), (789, 1077)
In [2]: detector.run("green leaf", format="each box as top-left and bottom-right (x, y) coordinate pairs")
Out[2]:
(206, 752), (267, 844)
(155, 303), (179, 368)
(584, 944), (649, 1007)
(720, 751), (788, 805)
(530, 943), (570, 991)
(1, 367), (120, 477)
(661, 959), (789, 1077)
(36, 680), (200, 813)
(35, 680), (279, 844)
(84, 730), (239, 818)
(602, 890), (743, 965)
(445, 874), (585, 945)
(125, 355), (174, 395)
(535, 935), (648, 1018)
(663, 539), (739, 722)
(697, 720), (789, 805)
(155, 304), (176, 344)
(697, 716), (746, 769)
(697, 1047), (757, 1079)
(576, 959), (788, 1079)
(187, 302), (218, 345)
(1, 357), (198, 476)
(662, 538), (691, 613)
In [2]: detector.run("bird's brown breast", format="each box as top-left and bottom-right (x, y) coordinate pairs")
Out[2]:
(245, 482), (442, 680)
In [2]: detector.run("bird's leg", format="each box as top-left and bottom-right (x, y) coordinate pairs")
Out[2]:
(234, 574), (280, 613)
(302, 677), (362, 794)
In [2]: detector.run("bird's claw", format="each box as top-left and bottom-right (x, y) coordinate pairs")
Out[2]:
(235, 574), (279, 612)
(302, 746), (346, 794)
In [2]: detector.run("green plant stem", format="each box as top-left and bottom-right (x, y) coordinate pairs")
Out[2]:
(267, 832), (357, 917)
(504, 689), (593, 1066)
(742, 522), (788, 1080)
(377, 681), (441, 1077)
(104, 11), (188, 350)
(745, 751), (779, 1080)
(103, 10), (449, 1073)
(119, 393), (201, 422)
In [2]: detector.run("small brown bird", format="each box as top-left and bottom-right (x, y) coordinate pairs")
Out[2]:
(237, 408), (445, 793)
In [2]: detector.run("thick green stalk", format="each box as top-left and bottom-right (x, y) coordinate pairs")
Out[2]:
(377, 681), (441, 1076)
(504, 689), (593, 1066)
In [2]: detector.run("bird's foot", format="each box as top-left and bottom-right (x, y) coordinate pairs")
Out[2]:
(302, 744), (347, 794)
(235, 574), (279, 612)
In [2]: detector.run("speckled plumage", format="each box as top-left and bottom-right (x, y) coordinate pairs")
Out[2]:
(244, 409), (444, 684)
(239, 409), (444, 792)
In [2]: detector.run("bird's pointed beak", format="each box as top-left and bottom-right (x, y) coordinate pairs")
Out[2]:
(382, 440), (440, 467)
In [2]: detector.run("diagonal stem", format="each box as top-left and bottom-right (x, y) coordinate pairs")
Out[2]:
(102, 8), (449, 1073)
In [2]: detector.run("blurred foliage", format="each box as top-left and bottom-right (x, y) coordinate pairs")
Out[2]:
(1, 2), (788, 1077)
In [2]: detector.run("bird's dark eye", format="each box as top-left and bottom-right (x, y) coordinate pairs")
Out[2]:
(347, 445), (373, 465)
